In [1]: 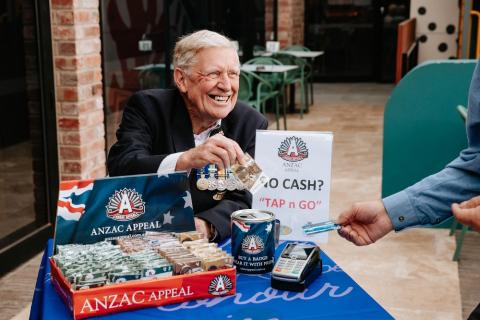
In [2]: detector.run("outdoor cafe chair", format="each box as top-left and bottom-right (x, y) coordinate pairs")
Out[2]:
(239, 70), (283, 130)
(272, 53), (309, 118)
(243, 57), (288, 129)
(285, 45), (315, 106)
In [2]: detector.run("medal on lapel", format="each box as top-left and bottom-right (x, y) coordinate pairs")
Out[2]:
(196, 166), (209, 191)
(226, 167), (237, 191)
(207, 164), (218, 191)
(213, 191), (226, 201)
(217, 168), (227, 191)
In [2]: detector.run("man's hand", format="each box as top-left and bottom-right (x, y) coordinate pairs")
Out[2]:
(452, 195), (480, 231)
(337, 200), (394, 246)
(176, 134), (245, 171)
(194, 217), (211, 240)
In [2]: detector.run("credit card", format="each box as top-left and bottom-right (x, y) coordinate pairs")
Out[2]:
(302, 220), (341, 235)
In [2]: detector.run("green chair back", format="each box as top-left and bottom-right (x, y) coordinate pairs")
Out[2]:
(382, 60), (475, 227)
(238, 71), (253, 102)
(243, 57), (285, 88)
(272, 53), (305, 81)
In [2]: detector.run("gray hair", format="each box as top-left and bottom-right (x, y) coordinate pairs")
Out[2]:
(173, 30), (237, 72)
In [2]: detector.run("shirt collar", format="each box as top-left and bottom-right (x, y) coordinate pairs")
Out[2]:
(193, 120), (222, 140)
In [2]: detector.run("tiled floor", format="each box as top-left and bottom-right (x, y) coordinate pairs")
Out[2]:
(0, 141), (35, 240)
(1, 83), (479, 320)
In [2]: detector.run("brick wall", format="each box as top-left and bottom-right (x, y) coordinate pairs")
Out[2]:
(50, 0), (105, 181)
(265, 0), (274, 41)
(265, 0), (304, 48)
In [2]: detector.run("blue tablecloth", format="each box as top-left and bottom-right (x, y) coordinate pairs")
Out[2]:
(30, 239), (393, 319)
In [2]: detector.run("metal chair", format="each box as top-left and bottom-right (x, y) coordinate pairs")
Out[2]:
(450, 105), (470, 261)
(239, 70), (283, 129)
(243, 57), (287, 129)
(273, 53), (309, 118)
(285, 45), (315, 106)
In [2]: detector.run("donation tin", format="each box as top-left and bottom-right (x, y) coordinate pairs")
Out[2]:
(231, 209), (275, 274)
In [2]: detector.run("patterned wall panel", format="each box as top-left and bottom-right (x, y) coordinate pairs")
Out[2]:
(410, 0), (459, 63)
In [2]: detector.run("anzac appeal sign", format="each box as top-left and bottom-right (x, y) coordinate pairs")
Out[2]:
(54, 172), (195, 246)
(253, 130), (333, 242)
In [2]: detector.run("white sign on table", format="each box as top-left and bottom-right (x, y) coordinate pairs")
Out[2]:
(253, 130), (333, 242)
(266, 41), (280, 53)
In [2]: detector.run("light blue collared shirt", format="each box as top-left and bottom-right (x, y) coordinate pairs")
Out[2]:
(383, 60), (480, 230)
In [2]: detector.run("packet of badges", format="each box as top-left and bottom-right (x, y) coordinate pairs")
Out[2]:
(49, 173), (236, 320)
(231, 153), (269, 194)
(52, 232), (234, 290)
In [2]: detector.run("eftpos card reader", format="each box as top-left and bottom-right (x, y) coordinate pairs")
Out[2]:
(271, 243), (322, 292)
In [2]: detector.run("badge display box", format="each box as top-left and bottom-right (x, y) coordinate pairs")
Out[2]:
(49, 173), (236, 319)
(50, 258), (236, 319)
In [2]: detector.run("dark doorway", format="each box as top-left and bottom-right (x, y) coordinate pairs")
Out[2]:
(304, 0), (409, 82)
(0, 0), (58, 276)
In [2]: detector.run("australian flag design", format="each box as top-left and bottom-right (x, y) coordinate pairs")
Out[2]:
(231, 220), (275, 274)
(54, 172), (195, 246)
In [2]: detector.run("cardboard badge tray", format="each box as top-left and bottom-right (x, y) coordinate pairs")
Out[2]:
(50, 259), (236, 319)
(49, 173), (236, 319)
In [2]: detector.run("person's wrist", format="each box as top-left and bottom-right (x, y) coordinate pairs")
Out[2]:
(176, 150), (191, 171)
(379, 203), (394, 232)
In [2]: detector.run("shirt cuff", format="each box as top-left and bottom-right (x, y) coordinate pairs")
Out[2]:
(383, 190), (421, 231)
(157, 152), (184, 175)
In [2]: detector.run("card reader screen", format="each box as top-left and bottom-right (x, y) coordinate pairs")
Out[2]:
(281, 244), (315, 260)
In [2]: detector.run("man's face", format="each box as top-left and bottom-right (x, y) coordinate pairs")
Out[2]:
(178, 47), (240, 123)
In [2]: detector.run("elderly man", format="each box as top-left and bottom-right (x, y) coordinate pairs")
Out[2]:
(107, 30), (268, 242)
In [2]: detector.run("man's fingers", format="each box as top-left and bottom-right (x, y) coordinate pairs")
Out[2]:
(209, 135), (245, 165)
(452, 203), (474, 225)
(337, 204), (358, 225)
(460, 195), (480, 209)
(211, 137), (236, 165)
(231, 141), (245, 164)
(337, 212), (350, 225)
(208, 136), (238, 167)
(212, 147), (231, 168)
(338, 225), (366, 246)
(347, 228), (365, 246)
(206, 153), (225, 170)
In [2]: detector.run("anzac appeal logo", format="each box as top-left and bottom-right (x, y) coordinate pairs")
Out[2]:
(241, 235), (264, 254)
(208, 275), (233, 296)
(278, 136), (308, 162)
(106, 188), (145, 221)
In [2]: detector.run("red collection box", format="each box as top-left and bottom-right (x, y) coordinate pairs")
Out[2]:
(50, 259), (236, 319)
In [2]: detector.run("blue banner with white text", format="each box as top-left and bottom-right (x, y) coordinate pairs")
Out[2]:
(54, 172), (195, 246)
